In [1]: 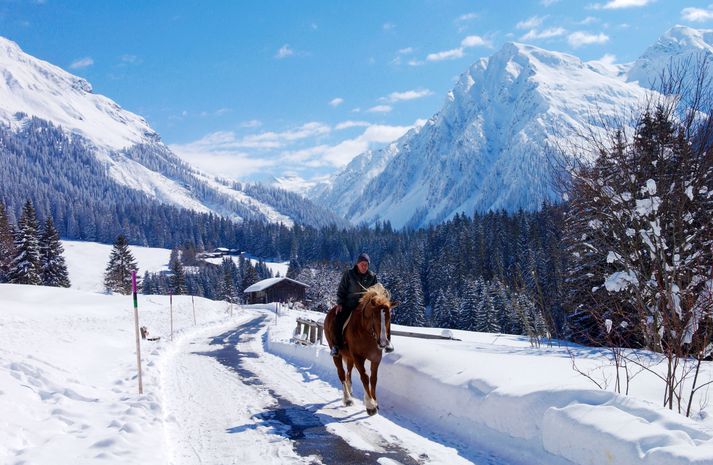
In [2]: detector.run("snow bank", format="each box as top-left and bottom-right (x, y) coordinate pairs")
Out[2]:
(265, 310), (713, 465)
(0, 283), (234, 464)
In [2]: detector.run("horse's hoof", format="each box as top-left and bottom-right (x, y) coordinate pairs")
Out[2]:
(345, 399), (354, 407)
(366, 407), (378, 416)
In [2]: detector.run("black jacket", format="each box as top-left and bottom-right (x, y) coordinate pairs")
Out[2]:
(337, 266), (378, 311)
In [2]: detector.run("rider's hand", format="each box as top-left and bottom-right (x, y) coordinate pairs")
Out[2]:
(335, 304), (342, 314)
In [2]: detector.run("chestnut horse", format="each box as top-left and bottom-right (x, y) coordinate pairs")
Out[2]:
(324, 283), (397, 416)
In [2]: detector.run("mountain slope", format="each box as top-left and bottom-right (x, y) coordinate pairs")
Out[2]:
(0, 36), (344, 229)
(627, 25), (713, 87)
(310, 42), (650, 228)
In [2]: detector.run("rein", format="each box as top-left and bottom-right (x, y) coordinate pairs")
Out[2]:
(356, 299), (380, 343)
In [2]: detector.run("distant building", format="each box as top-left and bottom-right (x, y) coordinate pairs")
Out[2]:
(244, 277), (308, 304)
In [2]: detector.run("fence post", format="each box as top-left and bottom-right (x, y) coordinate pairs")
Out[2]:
(169, 292), (174, 342)
(192, 295), (196, 326)
(132, 271), (143, 395)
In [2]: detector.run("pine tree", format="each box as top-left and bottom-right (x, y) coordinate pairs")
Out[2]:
(393, 270), (427, 327)
(104, 234), (138, 294)
(142, 271), (155, 294)
(0, 201), (16, 282)
(459, 278), (483, 331)
(241, 260), (260, 294)
(286, 256), (302, 279)
(39, 216), (70, 287)
(169, 247), (186, 295)
(219, 258), (238, 303)
(8, 200), (42, 285)
(474, 285), (501, 333)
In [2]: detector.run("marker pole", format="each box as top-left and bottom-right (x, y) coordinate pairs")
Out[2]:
(170, 292), (174, 342)
(132, 271), (143, 394)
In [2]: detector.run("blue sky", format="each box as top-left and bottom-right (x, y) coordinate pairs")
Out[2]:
(1, 0), (711, 188)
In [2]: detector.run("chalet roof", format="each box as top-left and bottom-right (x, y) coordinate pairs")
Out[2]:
(244, 277), (309, 293)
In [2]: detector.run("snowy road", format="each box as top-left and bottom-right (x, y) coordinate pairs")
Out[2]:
(161, 311), (497, 465)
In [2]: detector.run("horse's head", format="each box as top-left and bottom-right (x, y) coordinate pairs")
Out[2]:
(359, 284), (397, 350)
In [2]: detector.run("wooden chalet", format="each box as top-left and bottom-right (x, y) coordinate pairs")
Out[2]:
(243, 277), (308, 304)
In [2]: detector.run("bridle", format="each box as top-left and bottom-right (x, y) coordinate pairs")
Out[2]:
(360, 299), (388, 347)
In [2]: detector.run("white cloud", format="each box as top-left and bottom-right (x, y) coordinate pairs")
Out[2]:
(599, 53), (618, 65)
(408, 59), (425, 66)
(69, 57), (94, 69)
(335, 120), (371, 130)
(175, 122), (331, 153)
(579, 16), (599, 25)
(275, 44), (294, 59)
(367, 104), (393, 113)
(240, 119), (262, 128)
(427, 48), (464, 62)
(516, 15), (547, 30)
(456, 12), (479, 22)
(250, 122), (331, 145)
(172, 119), (421, 181)
(681, 6), (713, 22)
(541, 0), (560, 5)
(318, 123), (416, 167)
(196, 108), (230, 117)
(120, 54), (139, 64)
(383, 22), (396, 31)
(461, 35), (489, 47)
(568, 31), (609, 48)
(425, 34), (489, 62)
(383, 89), (433, 103)
(169, 142), (275, 178)
(329, 97), (344, 107)
(521, 27), (566, 41)
(397, 47), (414, 55)
(593, 0), (653, 9)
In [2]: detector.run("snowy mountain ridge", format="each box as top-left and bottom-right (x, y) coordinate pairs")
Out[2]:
(0, 36), (344, 228)
(0, 36), (157, 150)
(310, 26), (711, 229)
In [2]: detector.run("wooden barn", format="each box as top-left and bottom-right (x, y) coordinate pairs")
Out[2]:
(244, 277), (308, 304)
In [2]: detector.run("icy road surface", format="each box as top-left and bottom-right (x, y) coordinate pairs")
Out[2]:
(161, 312), (503, 465)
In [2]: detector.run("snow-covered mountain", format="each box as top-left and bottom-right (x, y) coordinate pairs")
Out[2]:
(310, 26), (710, 229)
(0, 36), (343, 228)
(627, 25), (713, 87)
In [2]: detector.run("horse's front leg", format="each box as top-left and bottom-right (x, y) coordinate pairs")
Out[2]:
(346, 358), (355, 401)
(332, 355), (353, 407)
(369, 356), (381, 412)
(354, 356), (378, 416)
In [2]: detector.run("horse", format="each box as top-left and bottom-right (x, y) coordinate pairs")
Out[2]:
(324, 283), (397, 416)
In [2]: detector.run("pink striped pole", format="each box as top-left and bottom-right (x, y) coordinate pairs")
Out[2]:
(132, 271), (143, 394)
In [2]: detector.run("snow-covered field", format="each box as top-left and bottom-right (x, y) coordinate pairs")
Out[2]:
(0, 284), (234, 464)
(62, 240), (172, 292)
(2, 241), (713, 465)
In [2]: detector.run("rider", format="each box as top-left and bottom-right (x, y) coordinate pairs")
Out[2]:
(330, 253), (394, 356)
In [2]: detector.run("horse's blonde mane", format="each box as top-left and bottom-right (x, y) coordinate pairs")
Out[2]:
(358, 283), (391, 308)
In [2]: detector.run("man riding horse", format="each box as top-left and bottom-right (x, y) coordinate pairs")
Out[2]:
(329, 252), (394, 356)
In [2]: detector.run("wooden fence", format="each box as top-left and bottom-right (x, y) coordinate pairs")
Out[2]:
(292, 318), (460, 345)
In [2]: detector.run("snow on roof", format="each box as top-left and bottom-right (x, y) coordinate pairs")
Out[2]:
(244, 277), (308, 293)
